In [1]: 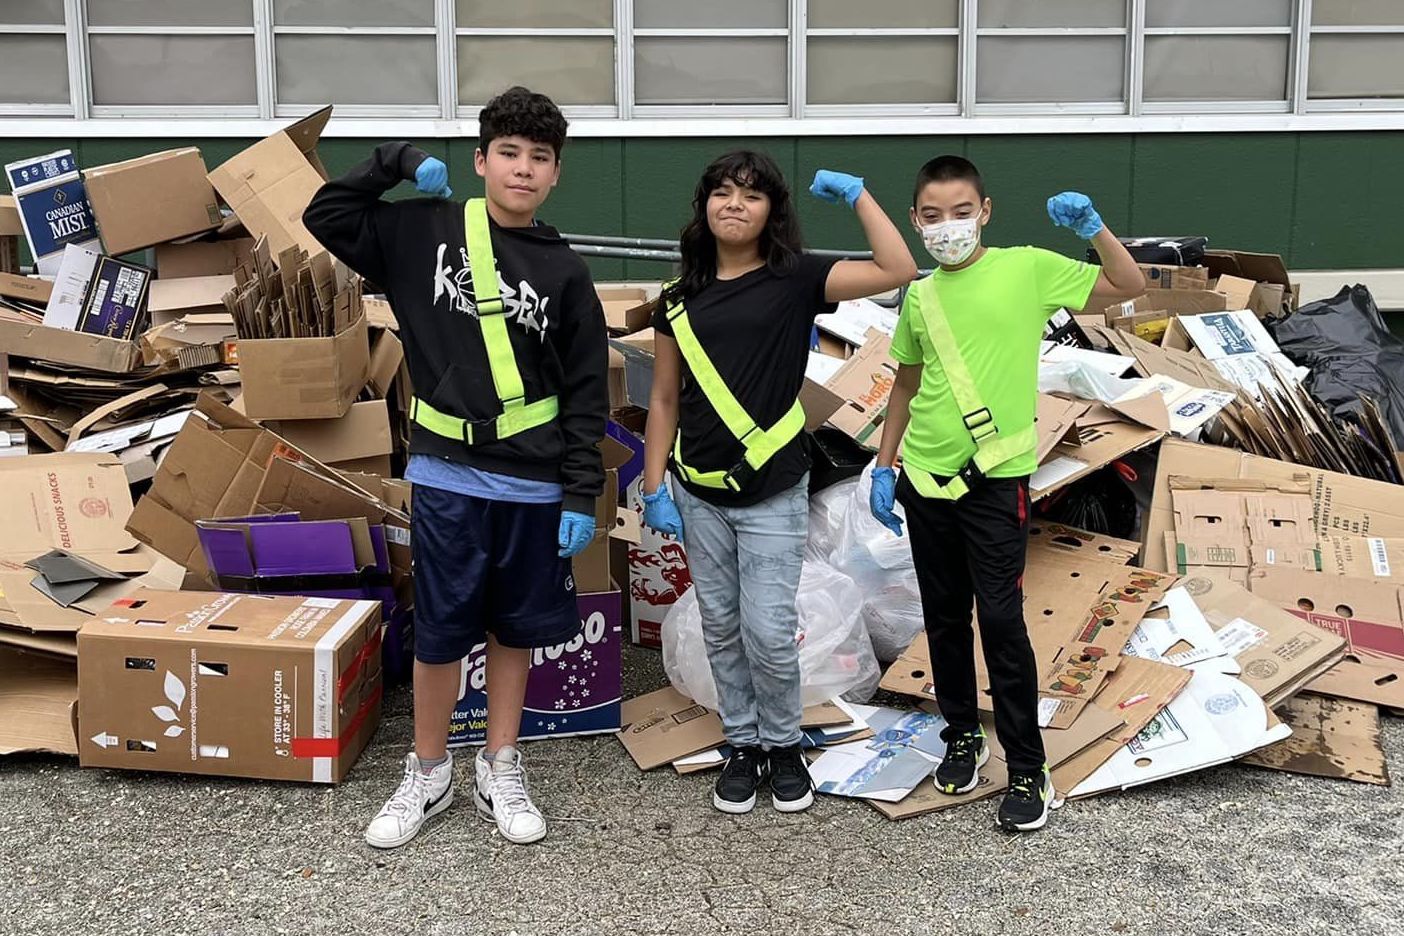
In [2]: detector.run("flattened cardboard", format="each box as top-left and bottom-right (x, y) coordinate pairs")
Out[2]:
(1183, 574), (1347, 708)
(1137, 264), (1209, 292)
(0, 272), (54, 305)
(83, 148), (221, 256)
(0, 452), (139, 561)
(147, 275), (235, 326)
(1145, 439), (1404, 573)
(0, 648), (77, 756)
(1028, 521), (1140, 566)
(1307, 656), (1404, 710)
(1248, 568), (1404, 663)
(1241, 693), (1388, 785)
(1030, 404), (1165, 500)
(237, 311), (370, 420)
(1167, 481), (1319, 584)
(1035, 395), (1089, 463)
(77, 589), (381, 783)
(207, 107), (332, 260)
(367, 328), (404, 399)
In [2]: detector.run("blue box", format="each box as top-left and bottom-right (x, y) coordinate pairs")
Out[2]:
(5, 150), (101, 275)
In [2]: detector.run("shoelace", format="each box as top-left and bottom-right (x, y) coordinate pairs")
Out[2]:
(384, 760), (428, 820)
(770, 749), (814, 791)
(489, 761), (534, 813)
(722, 749), (759, 780)
(1008, 772), (1044, 801)
(946, 733), (981, 764)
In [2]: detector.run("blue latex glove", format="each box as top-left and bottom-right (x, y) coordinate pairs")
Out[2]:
(414, 156), (452, 199)
(642, 485), (685, 540)
(810, 169), (865, 209)
(1046, 191), (1103, 240)
(869, 467), (904, 537)
(558, 510), (595, 558)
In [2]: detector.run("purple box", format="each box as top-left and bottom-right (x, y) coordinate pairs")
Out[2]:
(76, 256), (151, 340)
(195, 515), (396, 617)
(448, 589), (622, 747)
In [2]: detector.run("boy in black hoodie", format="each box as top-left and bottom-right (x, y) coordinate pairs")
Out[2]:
(305, 86), (607, 848)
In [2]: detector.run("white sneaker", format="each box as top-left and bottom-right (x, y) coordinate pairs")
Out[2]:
(364, 753), (455, 849)
(475, 746), (547, 844)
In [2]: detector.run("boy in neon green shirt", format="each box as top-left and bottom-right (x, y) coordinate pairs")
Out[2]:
(870, 156), (1144, 832)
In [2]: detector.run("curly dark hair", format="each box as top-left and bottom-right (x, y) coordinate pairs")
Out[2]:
(478, 86), (568, 159)
(664, 150), (804, 306)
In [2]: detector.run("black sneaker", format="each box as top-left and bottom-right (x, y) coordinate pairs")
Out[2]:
(713, 746), (767, 814)
(999, 767), (1052, 832)
(934, 727), (989, 795)
(767, 744), (815, 813)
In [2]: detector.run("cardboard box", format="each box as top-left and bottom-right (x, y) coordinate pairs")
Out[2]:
(196, 514), (396, 616)
(1138, 264), (1209, 292)
(271, 400), (394, 477)
(596, 285), (657, 335)
(0, 318), (142, 374)
(0, 648), (77, 756)
(207, 107), (332, 260)
(147, 274), (235, 327)
(76, 257), (151, 340)
(4, 150), (101, 275)
(82, 149), (222, 256)
(1205, 249), (1297, 316)
(0, 272), (53, 306)
(1165, 311), (1301, 396)
(238, 311), (369, 420)
(126, 394), (410, 582)
(0, 194), (20, 237)
(823, 330), (895, 449)
(77, 590), (382, 783)
(449, 588), (622, 747)
(156, 238), (256, 280)
(1167, 480), (1320, 584)
(42, 245), (100, 330)
(1145, 439), (1404, 573)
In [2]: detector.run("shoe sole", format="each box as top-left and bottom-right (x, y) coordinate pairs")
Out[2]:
(934, 745), (991, 796)
(364, 789), (454, 849)
(771, 790), (814, 813)
(712, 791), (757, 814)
(474, 791), (547, 844)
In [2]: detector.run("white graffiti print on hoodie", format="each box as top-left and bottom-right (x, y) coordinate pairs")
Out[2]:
(431, 241), (551, 340)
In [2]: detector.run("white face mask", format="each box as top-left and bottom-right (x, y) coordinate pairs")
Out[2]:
(919, 216), (981, 266)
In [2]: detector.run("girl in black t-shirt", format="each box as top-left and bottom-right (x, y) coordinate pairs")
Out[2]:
(640, 150), (916, 815)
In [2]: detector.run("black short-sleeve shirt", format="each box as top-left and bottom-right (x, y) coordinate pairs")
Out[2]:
(654, 253), (839, 507)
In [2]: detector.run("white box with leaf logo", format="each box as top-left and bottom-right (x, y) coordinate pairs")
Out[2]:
(77, 589), (382, 783)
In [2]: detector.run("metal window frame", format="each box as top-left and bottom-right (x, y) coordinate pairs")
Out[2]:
(3, 0), (1404, 130)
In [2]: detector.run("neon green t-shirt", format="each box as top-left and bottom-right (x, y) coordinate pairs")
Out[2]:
(889, 246), (1100, 478)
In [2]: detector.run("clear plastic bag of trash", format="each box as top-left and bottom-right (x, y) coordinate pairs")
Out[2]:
(830, 462), (913, 586)
(661, 560), (881, 708)
(806, 477), (859, 563)
(860, 576), (926, 664)
(1038, 359), (1142, 405)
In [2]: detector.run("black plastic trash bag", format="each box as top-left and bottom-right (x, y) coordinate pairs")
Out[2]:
(1268, 285), (1404, 450)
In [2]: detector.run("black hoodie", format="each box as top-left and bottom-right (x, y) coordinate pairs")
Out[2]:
(303, 142), (607, 515)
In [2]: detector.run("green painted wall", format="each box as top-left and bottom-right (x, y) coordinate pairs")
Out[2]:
(4, 131), (1403, 282)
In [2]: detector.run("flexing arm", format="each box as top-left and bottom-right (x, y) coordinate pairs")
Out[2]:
(1045, 191), (1146, 308)
(808, 170), (919, 303)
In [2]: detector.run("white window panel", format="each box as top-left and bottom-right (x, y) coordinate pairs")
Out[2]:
(979, 0), (1125, 28)
(807, 0), (957, 29)
(274, 0), (435, 28)
(87, 0), (253, 27)
(0, 35), (68, 103)
(977, 36), (1126, 104)
(634, 37), (787, 104)
(276, 35), (438, 105)
(635, 0), (786, 29)
(456, 0), (612, 28)
(0, 0), (64, 25)
(1145, 36), (1289, 101)
(1311, 1), (1404, 27)
(1309, 36), (1404, 98)
(90, 34), (256, 105)
(807, 36), (956, 104)
(459, 37), (614, 106)
(1146, 0), (1292, 28)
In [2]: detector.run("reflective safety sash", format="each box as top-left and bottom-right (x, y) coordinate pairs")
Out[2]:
(903, 275), (1036, 501)
(409, 198), (557, 445)
(664, 292), (805, 493)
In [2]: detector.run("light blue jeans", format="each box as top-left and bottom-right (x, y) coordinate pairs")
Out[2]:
(672, 473), (808, 749)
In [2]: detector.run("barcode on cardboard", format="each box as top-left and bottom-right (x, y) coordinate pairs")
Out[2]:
(1368, 538), (1391, 577)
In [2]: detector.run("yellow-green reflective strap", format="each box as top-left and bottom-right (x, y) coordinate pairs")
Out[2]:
(465, 198), (525, 405)
(409, 395), (559, 445)
(904, 425), (1038, 500)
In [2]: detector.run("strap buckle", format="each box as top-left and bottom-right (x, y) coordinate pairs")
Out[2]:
(956, 458), (986, 492)
(476, 297), (504, 316)
(664, 300), (687, 323)
(962, 407), (997, 443)
(463, 415), (500, 446)
(723, 459), (759, 493)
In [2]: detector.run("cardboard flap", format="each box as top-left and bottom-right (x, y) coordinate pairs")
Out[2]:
(0, 648), (76, 756)
(285, 105), (333, 159)
(65, 382), (170, 446)
(1205, 250), (1291, 288)
(1106, 392), (1171, 432)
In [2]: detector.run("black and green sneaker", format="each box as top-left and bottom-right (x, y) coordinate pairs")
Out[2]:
(998, 766), (1052, 832)
(933, 727), (989, 795)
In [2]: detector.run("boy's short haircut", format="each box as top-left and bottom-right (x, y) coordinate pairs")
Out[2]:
(478, 86), (569, 159)
(913, 155), (986, 206)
